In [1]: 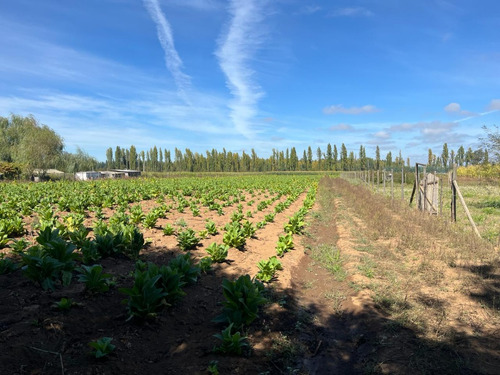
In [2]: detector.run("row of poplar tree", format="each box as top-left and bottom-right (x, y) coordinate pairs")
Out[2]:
(103, 143), (487, 173)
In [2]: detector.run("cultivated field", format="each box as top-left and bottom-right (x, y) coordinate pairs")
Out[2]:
(0, 174), (499, 374)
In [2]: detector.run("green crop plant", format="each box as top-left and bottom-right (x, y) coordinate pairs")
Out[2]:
(168, 253), (200, 285)
(256, 256), (283, 283)
(9, 238), (30, 254)
(52, 297), (74, 311)
(213, 323), (249, 355)
(198, 229), (209, 239)
(214, 274), (266, 329)
(191, 206), (201, 217)
(163, 223), (175, 236)
(264, 213), (275, 223)
(21, 246), (67, 290)
(223, 222), (246, 250)
(206, 243), (229, 263)
(129, 205), (145, 225)
(68, 225), (90, 248)
(205, 220), (218, 235)
(120, 269), (167, 321)
(89, 337), (116, 359)
(246, 210), (253, 218)
(145, 262), (186, 304)
(241, 220), (256, 238)
(230, 211), (244, 223)
(284, 214), (305, 234)
(0, 254), (17, 274)
(276, 233), (294, 257)
(80, 240), (101, 264)
(142, 211), (159, 229)
(177, 228), (200, 251)
(77, 264), (114, 293)
(199, 256), (213, 273)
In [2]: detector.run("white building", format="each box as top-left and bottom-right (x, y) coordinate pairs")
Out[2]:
(75, 171), (102, 181)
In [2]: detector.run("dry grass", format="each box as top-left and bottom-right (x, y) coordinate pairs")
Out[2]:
(323, 176), (500, 373)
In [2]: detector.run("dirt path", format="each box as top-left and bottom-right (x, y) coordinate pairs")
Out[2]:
(282, 176), (500, 374)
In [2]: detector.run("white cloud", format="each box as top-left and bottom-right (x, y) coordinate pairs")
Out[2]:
(216, 0), (267, 139)
(374, 131), (390, 139)
(488, 99), (500, 110)
(143, 0), (192, 102)
(323, 104), (380, 115)
(444, 102), (475, 116)
(168, 0), (221, 11)
(330, 7), (373, 17)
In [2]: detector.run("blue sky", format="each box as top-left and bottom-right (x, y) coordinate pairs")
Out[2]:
(0, 0), (499, 163)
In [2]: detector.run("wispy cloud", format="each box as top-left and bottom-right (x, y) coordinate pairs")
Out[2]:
(143, 0), (191, 102)
(216, 0), (267, 139)
(323, 104), (380, 115)
(329, 123), (354, 131)
(329, 7), (373, 17)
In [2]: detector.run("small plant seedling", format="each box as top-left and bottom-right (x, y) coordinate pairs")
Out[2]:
(207, 360), (219, 375)
(52, 297), (74, 311)
(163, 223), (175, 236)
(199, 256), (213, 273)
(89, 337), (116, 359)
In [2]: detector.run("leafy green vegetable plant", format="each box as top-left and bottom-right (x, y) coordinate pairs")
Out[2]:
(276, 233), (294, 257)
(214, 275), (266, 329)
(206, 243), (229, 263)
(223, 222), (246, 250)
(255, 256), (283, 283)
(213, 323), (249, 355)
(89, 337), (116, 359)
(177, 228), (199, 251)
(205, 220), (218, 235)
(0, 254), (17, 274)
(77, 264), (114, 293)
(120, 269), (167, 321)
(162, 223), (175, 235)
(52, 297), (74, 311)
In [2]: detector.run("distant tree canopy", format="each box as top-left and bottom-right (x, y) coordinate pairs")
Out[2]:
(0, 114), (96, 178)
(0, 114), (63, 176)
(482, 125), (500, 162)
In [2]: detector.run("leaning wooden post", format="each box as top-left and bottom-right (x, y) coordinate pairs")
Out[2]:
(453, 179), (481, 238)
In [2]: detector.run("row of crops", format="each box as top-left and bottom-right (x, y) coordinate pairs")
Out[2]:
(0, 175), (318, 362)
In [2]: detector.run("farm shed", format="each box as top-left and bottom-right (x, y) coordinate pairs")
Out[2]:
(101, 170), (124, 179)
(75, 171), (102, 181)
(110, 169), (141, 178)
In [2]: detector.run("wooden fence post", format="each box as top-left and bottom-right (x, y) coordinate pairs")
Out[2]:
(451, 165), (457, 222)
(401, 165), (404, 200)
(391, 169), (394, 201)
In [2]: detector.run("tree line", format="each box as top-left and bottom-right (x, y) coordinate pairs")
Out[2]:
(103, 141), (491, 174)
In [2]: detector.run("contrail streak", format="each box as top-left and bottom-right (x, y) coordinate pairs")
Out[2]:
(143, 0), (191, 102)
(216, 0), (266, 138)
